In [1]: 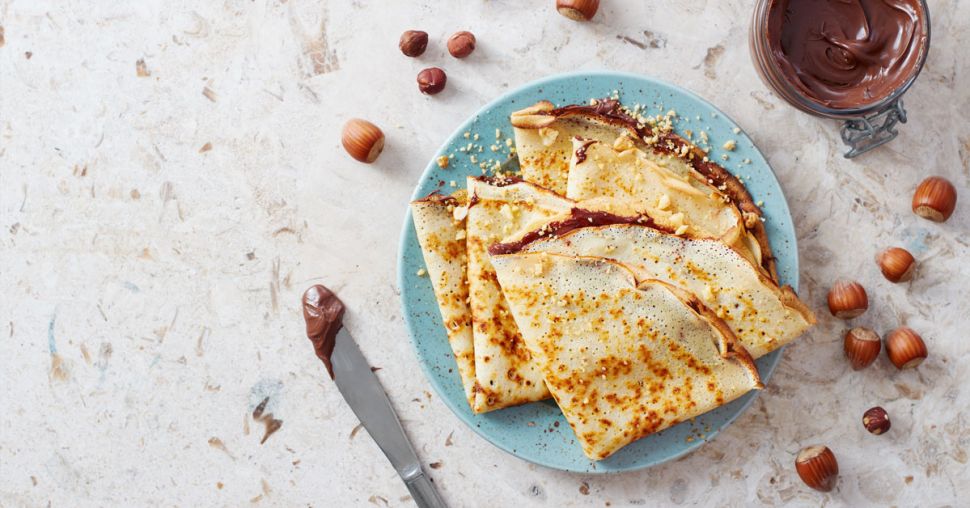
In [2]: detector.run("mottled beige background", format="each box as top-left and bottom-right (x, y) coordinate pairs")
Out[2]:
(1, 1), (968, 507)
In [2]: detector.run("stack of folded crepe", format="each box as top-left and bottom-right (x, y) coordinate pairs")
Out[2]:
(410, 99), (815, 460)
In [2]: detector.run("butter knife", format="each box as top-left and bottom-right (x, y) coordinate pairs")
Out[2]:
(330, 328), (447, 508)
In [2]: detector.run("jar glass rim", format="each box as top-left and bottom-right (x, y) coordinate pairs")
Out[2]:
(754, 0), (931, 118)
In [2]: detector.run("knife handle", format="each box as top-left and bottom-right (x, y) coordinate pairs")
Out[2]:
(404, 471), (447, 508)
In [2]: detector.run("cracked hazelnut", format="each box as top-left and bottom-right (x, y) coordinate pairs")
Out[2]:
(844, 327), (881, 370)
(417, 67), (447, 95)
(341, 119), (384, 163)
(885, 326), (927, 370)
(447, 31), (476, 58)
(556, 0), (599, 21)
(827, 280), (868, 319)
(862, 406), (891, 435)
(795, 445), (838, 492)
(912, 176), (957, 222)
(399, 30), (428, 57)
(876, 247), (916, 283)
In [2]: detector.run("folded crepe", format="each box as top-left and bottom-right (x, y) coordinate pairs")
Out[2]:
(511, 99), (777, 281)
(410, 191), (477, 407)
(567, 136), (767, 266)
(492, 219), (816, 358)
(511, 102), (631, 195)
(491, 253), (763, 460)
(465, 176), (574, 412)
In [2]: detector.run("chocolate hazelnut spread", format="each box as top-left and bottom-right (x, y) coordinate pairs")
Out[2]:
(573, 138), (596, 165)
(302, 284), (346, 379)
(767, 0), (927, 109)
(488, 208), (666, 256)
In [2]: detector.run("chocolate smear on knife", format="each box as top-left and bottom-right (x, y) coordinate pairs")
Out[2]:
(302, 284), (346, 379)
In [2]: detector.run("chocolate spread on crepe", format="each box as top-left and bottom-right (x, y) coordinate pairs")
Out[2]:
(302, 284), (346, 379)
(488, 208), (668, 256)
(767, 0), (927, 109)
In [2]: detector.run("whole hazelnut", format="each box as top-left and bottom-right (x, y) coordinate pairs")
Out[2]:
(827, 280), (868, 319)
(876, 247), (916, 283)
(417, 67), (447, 95)
(862, 406), (891, 435)
(556, 0), (600, 21)
(399, 30), (428, 57)
(912, 176), (957, 223)
(884, 326), (927, 370)
(795, 445), (839, 492)
(843, 327), (881, 370)
(447, 31), (476, 58)
(341, 119), (385, 163)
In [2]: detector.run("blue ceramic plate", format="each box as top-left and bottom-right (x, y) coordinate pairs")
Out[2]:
(397, 71), (798, 473)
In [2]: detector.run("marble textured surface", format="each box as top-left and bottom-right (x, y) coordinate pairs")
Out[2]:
(1, 1), (968, 506)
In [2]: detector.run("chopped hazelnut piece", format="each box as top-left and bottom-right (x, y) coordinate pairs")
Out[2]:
(612, 135), (635, 152)
(538, 127), (560, 146)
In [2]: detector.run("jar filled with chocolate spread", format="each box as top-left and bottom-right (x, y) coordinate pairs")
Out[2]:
(750, 0), (930, 158)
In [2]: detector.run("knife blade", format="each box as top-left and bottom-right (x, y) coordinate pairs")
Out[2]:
(330, 328), (447, 508)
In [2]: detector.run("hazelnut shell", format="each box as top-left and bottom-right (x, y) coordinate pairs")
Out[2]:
(827, 280), (868, 319)
(912, 176), (957, 223)
(844, 327), (881, 370)
(556, 0), (600, 21)
(885, 326), (927, 369)
(876, 247), (916, 283)
(341, 119), (384, 163)
(795, 445), (839, 492)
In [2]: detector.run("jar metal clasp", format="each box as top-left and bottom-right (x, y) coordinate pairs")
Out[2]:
(839, 99), (907, 158)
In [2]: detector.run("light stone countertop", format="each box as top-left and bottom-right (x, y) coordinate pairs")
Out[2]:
(2, 1), (968, 506)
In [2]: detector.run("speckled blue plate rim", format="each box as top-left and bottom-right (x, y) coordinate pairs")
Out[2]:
(397, 70), (799, 474)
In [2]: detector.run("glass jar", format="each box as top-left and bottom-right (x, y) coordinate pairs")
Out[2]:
(749, 0), (931, 158)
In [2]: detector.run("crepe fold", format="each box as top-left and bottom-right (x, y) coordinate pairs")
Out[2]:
(410, 191), (477, 407)
(491, 252), (763, 460)
(463, 176), (577, 412)
(493, 221), (816, 358)
(511, 99), (778, 282)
